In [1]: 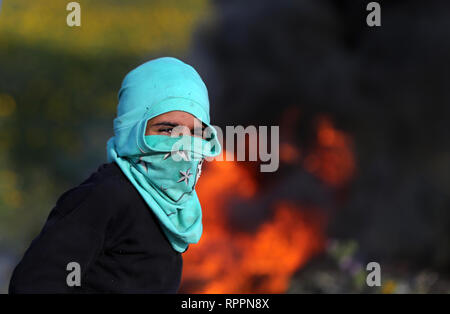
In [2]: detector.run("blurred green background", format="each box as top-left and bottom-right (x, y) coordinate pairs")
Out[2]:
(0, 0), (210, 292)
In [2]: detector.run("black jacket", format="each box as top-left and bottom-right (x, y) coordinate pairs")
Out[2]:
(9, 162), (183, 293)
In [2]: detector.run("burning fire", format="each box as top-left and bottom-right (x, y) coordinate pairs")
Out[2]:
(303, 116), (356, 187)
(180, 115), (354, 293)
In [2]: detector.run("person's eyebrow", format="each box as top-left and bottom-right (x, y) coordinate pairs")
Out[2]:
(151, 122), (179, 128)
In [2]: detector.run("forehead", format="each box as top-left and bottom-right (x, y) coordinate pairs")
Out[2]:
(148, 110), (203, 127)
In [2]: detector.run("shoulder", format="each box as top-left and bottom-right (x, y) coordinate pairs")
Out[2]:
(53, 162), (137, 219)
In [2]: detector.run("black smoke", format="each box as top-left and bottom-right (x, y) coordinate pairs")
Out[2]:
(188, 0), (450, 272)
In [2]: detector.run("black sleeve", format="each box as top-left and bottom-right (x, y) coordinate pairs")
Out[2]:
(8, 179), (120, 294)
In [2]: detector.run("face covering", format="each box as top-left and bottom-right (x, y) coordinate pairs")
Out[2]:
(106, 57), (221, 253)
(134, 135), (216, 203)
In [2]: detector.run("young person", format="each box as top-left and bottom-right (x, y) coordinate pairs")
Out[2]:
(9, 57), (221, 293)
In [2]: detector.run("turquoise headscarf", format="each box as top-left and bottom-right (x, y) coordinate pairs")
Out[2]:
(106, 57), (221, 253)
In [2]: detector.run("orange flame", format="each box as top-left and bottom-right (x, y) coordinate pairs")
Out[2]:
(180, 160), (325, 293)
(180, 115), (354, 293)
(304, 116), (356, 187)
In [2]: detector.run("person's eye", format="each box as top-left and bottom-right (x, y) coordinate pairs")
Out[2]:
(159, 128), (173, 134)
